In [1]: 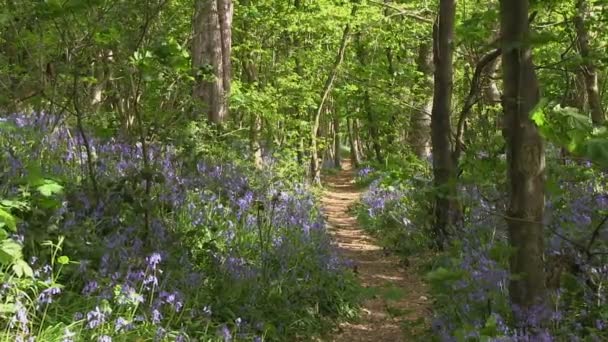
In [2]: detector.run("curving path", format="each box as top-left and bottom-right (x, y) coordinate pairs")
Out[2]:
(321, 160), (430, 342)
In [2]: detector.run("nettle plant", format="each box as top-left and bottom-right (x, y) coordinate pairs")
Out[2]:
(0, 113), (358, 341)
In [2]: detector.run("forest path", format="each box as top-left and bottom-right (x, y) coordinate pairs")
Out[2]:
(321, 160), (430, 342)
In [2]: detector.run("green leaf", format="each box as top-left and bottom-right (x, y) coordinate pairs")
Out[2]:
(584, 138), (608, 166)
(530, 98), (548, 126)
(0, 239), (23, 264)
(0, 303), (16, 314)
(426, 267), (465, 283)
(12, 259), (33, 278)
(480, 314), (499, 337)
(57, 255), (70, 265)
(37, 181), (63, 197)
(0, 208), (16, 232)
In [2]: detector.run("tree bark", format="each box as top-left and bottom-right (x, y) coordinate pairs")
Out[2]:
(354, 118), (365, 159)
(333, 107), (342, 169)
(355, 33), (384, 164)
(454, 47), (502, 163)
(310, 5), (355, 184)
(242, 58), (264, 168)
(431, 0), (457, 248)
(192, 0), (233, 124)
(409, 42), (433, 159)
(500, 0), (547, 311)
(574, 0), (604, 124)
(347, 117), (362, 167)
(483, 57), (502, 105)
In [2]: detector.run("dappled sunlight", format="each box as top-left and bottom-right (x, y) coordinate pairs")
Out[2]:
(322, 160), (430, 341)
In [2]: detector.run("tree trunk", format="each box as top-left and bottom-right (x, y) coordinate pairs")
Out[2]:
(483, 57), (502, 105)
(574, 0), (604, 124)
(310, 5), (355, 184)
(355, 33), (384, 164)
(333, 107), (342, 169)
(575, 71), (589, 111)
(353, 119), (365, 160)
(347, 117), (361, 167)
(500, 0), (547, 312)
(192, 0), (233, 124)
(431, 0), (457, 248)
(242, 58), (264, 168)
(409, 42), (433, 159)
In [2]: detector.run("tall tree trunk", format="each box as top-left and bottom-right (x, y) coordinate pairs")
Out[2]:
(483, 57), (502, 105)
(431, 0), (457, 248)
(192, 0), (233, 124)
(364, 91), (384, 164)
(355, 33), (384, 164)
(574, 0), (604, 124)
(409, 42), (433, 159)
(242, 58), (264, 168)
(347, 117), (361, 167)
(500, 0), (547, 312)
(333, 108), (342, 169)
(354, 119), (365, 161)
(575, 71), (589, 111)
(310, 5), (355, 184)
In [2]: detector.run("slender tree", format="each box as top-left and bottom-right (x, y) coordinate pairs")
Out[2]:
(574, 0), (604, 124)
(409, 42), (433, 159)
(355, 33), (384, 164)
(193, 0), (233, 124)
(347, 116), (362, 167)
(500, 0), (547, 311)
(431, 0), (457, 248)
(310, 4), (355, 184)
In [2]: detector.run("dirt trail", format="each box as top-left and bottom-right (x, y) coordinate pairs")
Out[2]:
(321, 160), (430, 342)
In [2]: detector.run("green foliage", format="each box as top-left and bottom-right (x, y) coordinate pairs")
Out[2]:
(533, 103), (608, 166)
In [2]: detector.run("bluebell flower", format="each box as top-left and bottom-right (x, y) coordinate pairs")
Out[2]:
(37, 286), (62, 305)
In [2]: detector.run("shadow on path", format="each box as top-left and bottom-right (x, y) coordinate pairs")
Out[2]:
(321, 160), (430, 342)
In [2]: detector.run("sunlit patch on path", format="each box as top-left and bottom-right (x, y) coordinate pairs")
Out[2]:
(321, 160), (430, 341)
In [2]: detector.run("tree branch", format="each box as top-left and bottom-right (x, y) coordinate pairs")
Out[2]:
(586, 214), (608, 261)
(368, 0), (434, 24)
(452, 48), (502, 163)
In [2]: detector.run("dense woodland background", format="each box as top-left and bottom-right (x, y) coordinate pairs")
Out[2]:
(1, 0), (607, 341)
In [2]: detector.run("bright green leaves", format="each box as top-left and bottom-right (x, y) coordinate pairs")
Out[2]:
(0, 239), (22, 265)
(57, 255), (70, 265)
(12, 259), (34, 278)
(0, 237), (32, 280)
(0, 207), (16, 233)
(0, 205), (32, 278)
(36, 180), (64, 197)
(532, 101), (608, 166)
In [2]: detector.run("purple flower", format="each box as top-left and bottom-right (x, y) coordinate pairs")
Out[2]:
(114, 317), (131, 332)
(220, 325), (232, 341)
(82, 280), (99, 296)
(146, 252), (162, 270)
(86, 307), (106, 329)
(98, 336), (112, 342)
(155, 327), (166, 341)
(37, 286), (62, 305)
(151, 308), (162, 324)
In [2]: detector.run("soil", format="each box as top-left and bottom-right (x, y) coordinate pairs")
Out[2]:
(321, 160), (431, 342)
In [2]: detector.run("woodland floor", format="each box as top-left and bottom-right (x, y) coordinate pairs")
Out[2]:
(321, 160), (431, 342)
